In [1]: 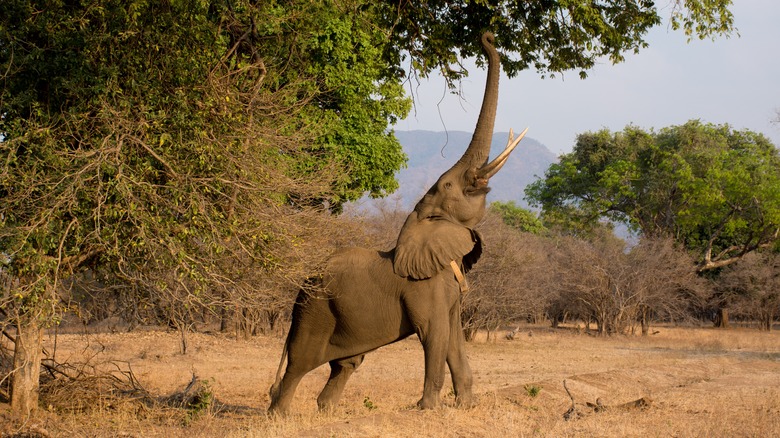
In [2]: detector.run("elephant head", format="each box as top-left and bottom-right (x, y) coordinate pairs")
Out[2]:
(393, 32), (527, 280)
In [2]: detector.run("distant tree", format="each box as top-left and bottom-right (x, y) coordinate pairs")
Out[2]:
(526, 121), (780, 272)
(489, 201), (546, 235)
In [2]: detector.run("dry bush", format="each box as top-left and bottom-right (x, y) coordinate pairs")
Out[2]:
(626, 238), (709, 333)
(546, 235), (623, 334)
(345, 198), (408, 251)
(717, 250), (780, 331)
(464, 212), (556, 339)
(39, 360), (150, 414)
(33, 351), (220, 429)
(58, 204), (370, 344)
(545, 236), (707, 335)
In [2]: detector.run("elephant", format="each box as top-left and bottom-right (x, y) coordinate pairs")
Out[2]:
(267, 32), (527, 414)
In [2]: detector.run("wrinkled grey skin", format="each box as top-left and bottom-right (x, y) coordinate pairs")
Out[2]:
(268, 32), (525, 414)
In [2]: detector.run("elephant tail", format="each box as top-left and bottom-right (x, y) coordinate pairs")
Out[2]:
(269, 330), (290, 401)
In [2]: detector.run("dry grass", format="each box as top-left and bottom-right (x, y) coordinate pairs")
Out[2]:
(1, 325), (778, 437)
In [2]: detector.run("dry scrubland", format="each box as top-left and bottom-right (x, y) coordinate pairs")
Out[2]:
(2, 326), (779, 437)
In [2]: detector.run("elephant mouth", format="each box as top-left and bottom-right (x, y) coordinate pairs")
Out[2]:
(464, 185), (491, 196)
(463, 175), (490, 196)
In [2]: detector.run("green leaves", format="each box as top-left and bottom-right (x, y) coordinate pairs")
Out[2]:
(670, 0), (736, 41)
(490, 201), (545, 235)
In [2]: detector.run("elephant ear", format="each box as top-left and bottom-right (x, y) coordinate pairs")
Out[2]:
(393, 212), (479, 280)
(462, 229), (484, 274)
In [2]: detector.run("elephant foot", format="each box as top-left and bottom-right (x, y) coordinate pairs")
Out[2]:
(267, 404), (289, 417)
(317, 399), (337, 413)
(416, 396), (440, 410)
(455, 393), (476, 409)
(268, 394), (295, 417)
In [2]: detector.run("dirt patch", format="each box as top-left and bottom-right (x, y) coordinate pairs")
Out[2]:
(1, 326), (778, 437)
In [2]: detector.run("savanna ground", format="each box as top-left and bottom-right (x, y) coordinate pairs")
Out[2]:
(2, 325), (779, 437)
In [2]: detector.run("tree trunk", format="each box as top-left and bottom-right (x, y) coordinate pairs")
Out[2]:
(11, 317), (44, 416)
(596, 310), (608, 336)
(714, 307), (730, 328)
(219, 305), (229, 332)
(640, 307), (649, 336)
(763, 312), (773, 332)
(179, 325), (188, 355)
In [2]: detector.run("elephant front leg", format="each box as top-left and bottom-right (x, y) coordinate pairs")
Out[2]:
(317, 355), (365, 412)
(417, 325), (449, 409)
(447, 305), (474, 408)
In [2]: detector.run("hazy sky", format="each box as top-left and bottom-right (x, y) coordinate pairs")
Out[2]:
(394, 2), (780, 155)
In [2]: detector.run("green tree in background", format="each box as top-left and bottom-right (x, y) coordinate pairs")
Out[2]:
(525, 121), (780, 271)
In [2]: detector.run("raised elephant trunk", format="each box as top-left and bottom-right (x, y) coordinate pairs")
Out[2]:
(394, 31), (528, 280)
(444, 33), (526, 187)
(455, 32), (501, 170)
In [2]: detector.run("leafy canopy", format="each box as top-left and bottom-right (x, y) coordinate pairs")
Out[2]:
(377, 0), (735, 82)
(525, 121), (780, 271)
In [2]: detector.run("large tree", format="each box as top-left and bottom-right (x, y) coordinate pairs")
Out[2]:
(1, 0), (737, 415)
(525, 121), (780, 271)
(0, 0), (408, 414)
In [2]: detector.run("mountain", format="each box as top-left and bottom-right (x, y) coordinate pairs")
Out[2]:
(372, 130), (558, 210)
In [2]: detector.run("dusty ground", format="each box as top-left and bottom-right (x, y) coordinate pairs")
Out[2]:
(2, 325), (779, 437)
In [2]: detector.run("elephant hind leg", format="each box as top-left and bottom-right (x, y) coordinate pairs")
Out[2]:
(268, 348), (326, 415)
(268, 367), (306, 415)
(317, 354), (365, 412)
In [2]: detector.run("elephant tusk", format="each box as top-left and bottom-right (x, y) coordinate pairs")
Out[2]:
(449, 260), (470, 294)
(478, 127), (528, 179)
